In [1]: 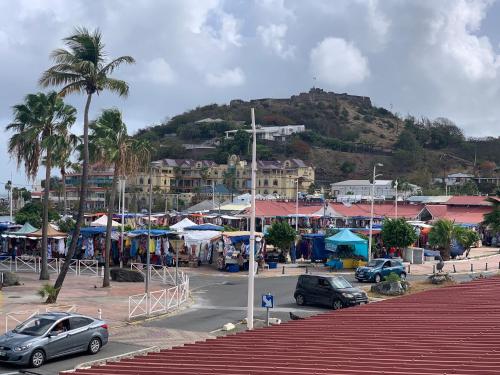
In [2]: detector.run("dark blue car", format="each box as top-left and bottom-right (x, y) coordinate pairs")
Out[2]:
(355, 258), (407, 283)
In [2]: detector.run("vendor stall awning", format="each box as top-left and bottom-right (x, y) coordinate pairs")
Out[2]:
(28, 226), (67, 239)
(184, 223), (224, 231)
(127, 229), (171, 237)
(170, 218), (196, 231)
(90, 215), (121, 227)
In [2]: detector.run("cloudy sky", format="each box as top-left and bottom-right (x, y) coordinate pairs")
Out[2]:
(1, 0), (500, 191)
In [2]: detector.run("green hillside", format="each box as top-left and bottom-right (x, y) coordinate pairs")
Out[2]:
(136, 88), (500, 195)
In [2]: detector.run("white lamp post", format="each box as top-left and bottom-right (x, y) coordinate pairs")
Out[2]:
(394, 179), (398, 220)
(368, 163), (383, 262)
(295, 179), (299, 232)
(247, 108), (257, 330)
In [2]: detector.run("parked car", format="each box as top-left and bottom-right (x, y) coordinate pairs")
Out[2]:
(355, 258), (406, 283)
(294, 275), (368, 310)
(0, 312), (108, 368)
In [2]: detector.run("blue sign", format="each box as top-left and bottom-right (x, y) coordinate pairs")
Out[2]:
(261, 294), (274, 308)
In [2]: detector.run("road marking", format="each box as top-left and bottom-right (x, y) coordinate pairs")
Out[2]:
(190, 305), (323, 313)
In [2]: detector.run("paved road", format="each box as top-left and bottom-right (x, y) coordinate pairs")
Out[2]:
(0, 341), (145, 375)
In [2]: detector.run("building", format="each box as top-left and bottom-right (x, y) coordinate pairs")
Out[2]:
(130, 156), (314, 200)
(331, 179), (421, 200)
(64, 164), (114, 211)
(434, 172), (500, 187)
(224, 125), (305, 142)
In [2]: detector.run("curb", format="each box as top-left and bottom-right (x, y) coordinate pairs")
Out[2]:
(62, 346), (160, 373)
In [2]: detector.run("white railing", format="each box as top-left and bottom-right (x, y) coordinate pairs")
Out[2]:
(47, 258), (59, 273)
(45, 305), (77, 313)
(0, 258), (11, 272)
(15, 257), (38, 273)
(78, 260), (99, 276)
(5, 310), (39, 333)
(128, 272), (189, 320)
(130, 262), (178, 285)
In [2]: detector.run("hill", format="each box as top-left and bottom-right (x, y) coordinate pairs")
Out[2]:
(136, 88), (500, 195)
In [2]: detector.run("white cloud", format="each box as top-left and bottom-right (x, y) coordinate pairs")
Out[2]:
(309, 37), (370, 86)
(205, 67), (245, 87)
(427, 0), (499, 81)
(257, 23), (295, 59)
(364, 0), (390, 46)
(138, 58), (175, 85)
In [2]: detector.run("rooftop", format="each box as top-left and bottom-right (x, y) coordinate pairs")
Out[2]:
(67, 277), (500, 375)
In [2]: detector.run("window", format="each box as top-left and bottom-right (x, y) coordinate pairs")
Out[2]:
(264, 179), (269, 186)
(139, 178), (144, 185)
(273, 179), (278, 186)
(264, 190), (269, 195)
(70, 317), (93, 330)
(318, 278), (329, 287)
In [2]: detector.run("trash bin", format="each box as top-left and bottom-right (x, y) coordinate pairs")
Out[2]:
(268, 262), (278, 269)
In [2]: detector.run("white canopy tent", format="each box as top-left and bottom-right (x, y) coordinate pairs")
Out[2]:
(170, 218), (196, 232)
(90, 215), (121, 227)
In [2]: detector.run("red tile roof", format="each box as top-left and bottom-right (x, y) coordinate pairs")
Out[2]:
(423, 205), (491, 224)
(252, 201), (324, 217)
(67, 277), (500, 375)
(445, 195), (492, 206)
(331, 203), (423, 219)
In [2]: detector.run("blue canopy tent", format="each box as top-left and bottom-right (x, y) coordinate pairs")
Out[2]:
(184, 224), (224, 231)
(127, 229), (171, 237)
(325, 229), (368, 260)
(300, 234), (327, 261)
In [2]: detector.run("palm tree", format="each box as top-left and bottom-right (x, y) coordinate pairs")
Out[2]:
(52, 133), (79, 214)
(89, 109), (151, 287)
(428, 219), (456, 261)
(6, 92), (76, 280)
(483, 192), (500, 234)
(40, 27), (135, 301)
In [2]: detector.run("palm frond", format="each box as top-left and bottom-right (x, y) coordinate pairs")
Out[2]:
(100, 56), (135, 75)
(100, 78), (130, 97)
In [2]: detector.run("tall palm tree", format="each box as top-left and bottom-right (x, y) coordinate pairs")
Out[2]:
(40, 27), (135, 301)
(6, 92), (76, 280)
(89, 109), (151, 287)
(52, 133), (79, 214)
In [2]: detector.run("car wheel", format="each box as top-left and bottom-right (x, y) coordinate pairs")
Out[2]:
(332, 299), (343, 310)
(88, 337), (101, 355)
(295, 294), (305, 306)
(400, 272), (407, 281)
(374, 273), (382, 283)
(30, 349), (45, 368)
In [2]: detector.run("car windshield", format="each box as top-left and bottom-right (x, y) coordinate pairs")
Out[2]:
(328, 277), (352, 289)
(367, 259), (385, 267)
(12, 317), (56, 336)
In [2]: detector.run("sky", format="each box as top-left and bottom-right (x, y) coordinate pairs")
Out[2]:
(1, 0), (500, 193)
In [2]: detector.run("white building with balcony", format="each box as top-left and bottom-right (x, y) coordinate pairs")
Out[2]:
(225, 125), (306, 142)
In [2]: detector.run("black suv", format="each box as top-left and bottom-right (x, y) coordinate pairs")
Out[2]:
(294, 275), (368, 310)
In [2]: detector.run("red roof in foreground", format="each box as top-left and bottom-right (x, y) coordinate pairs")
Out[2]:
(68, 277), (500, 375)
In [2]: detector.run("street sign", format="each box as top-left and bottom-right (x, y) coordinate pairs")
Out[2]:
(262, 294), (274, 308)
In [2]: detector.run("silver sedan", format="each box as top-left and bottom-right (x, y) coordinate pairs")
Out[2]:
(0, 312), (108, 368)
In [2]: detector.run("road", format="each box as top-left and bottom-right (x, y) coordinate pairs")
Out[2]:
(0, 271), (486, 374)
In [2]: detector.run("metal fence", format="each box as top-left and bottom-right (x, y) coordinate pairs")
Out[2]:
(130, 263), (178, 285)
(128, 271), (189, 320)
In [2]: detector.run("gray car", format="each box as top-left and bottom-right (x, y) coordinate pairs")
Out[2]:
(0, 312), (108, 368)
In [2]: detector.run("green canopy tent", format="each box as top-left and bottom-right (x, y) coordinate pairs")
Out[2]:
(1, 222), (39, 256)
(325, 229), (368, 260)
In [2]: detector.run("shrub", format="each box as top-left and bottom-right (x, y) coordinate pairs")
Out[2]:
(38, 284), (60, 302)
(384, 272), (401, 282)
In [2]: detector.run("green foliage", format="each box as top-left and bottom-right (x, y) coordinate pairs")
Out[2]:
(56, 218), (76, 233)
(265, 221), (297, 253)
(428, 219), (456, 260)
(37, 284), (60, 302)
(15, 202), (59, 228)
(340, 161), (356, 174)
(454, 227), (480, 257)
(384, 272), (401, 282)
(482, 192), (500, 233)
(381, 218), (418, 249)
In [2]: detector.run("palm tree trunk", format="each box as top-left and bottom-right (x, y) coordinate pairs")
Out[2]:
(40, 148), (52, 280)
(61, 167), (67, 215)
(48, 94), (92, 303)
(103, 167), (119, 287)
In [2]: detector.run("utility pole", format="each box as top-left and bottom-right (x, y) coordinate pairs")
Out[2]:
(394, 179), (398, 220)
(247, 108), (257, 330)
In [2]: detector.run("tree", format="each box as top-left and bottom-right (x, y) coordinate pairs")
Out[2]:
(428, 219), (456, 260)
(454, 227), (480, 258)
(15, 202), (59, 228)
(265, 221), (297, 257)
(6, 91), (76, 280)
(40, 27), (135, 302)
(482, 192), (500, 234)
(340, 161), (356, 175)
(381, 218), (417, 250)
(52, 132), (79, 214)
(89, 109), (151, 287)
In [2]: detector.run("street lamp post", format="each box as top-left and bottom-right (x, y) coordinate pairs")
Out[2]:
(368, 163), (383, 263)
(394, 179), (398, 220)
(247, 107), (257, 330)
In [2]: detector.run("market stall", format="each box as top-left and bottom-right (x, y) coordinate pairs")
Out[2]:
(170, 218), (196, 232)
(126, 229), (173, 266)
(90, 215), (121, 227)
(1, 223), (38, 257)
(217, 231), (264, 272)
(299, 233), (328, 262)
(325, 229), (368, 266)
(181, 230), (222, 267)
